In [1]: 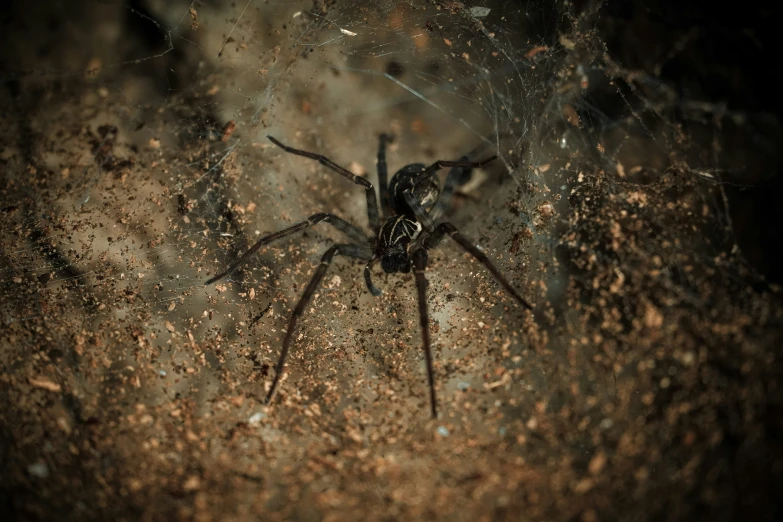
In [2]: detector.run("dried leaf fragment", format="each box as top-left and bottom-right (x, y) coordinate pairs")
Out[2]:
(29, 376), (61, 392)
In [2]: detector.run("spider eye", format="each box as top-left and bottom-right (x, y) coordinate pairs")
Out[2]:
(380, 252), (410, 274)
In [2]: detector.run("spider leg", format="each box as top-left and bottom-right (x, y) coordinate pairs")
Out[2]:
(402, 190), (436, 232)
(411, 248), (438, 419)
(425, 222), (533, 310)
(206, 212), (369, 285)
(376, 134), (394, 217)
(266, 243), (373, 404)
(430, 156), (472, 222)
(268, 136), (381, 234)
(408, 155), (497, 189)
(363, 256), (383, 296)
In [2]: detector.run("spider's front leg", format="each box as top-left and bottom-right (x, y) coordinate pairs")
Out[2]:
(363, 256), (383, 296)
(411, 248), (438, 419)
(267, 136), (382, 234)
(205, 212), (368, 285)
(376, 133), (394, 217)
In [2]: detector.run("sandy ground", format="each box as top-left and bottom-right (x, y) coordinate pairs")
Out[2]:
(1, 1), (781, 520)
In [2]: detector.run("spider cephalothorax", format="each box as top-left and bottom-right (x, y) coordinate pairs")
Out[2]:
(378, 215), (422, 274)
(206, 134), (532, 418)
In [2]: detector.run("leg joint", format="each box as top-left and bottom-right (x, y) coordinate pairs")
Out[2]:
(320, 245), (341, 263)
(309, 212), (331, 224)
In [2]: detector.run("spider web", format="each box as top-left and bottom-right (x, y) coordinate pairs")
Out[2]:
(1, 0), (781, 520)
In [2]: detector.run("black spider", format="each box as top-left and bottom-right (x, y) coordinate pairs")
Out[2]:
(206, 134), (532, 418)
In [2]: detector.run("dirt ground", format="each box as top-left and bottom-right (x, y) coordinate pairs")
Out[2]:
(1, 1), (781, 521)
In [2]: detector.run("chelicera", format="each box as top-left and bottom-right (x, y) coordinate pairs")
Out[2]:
(207, 134), (532, 418)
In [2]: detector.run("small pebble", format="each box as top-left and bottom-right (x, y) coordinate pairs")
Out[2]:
(437, 426), (450, 437)
(249, 412), (265, 425)
(28, 462), (49, 478)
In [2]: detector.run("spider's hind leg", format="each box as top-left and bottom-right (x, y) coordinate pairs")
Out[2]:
(430, 156), (472, 221)
(265, 243), (373, 404)
(425, 222), (533, 310)
(402, 190), (436, 232)
(409, 155), (497, 189)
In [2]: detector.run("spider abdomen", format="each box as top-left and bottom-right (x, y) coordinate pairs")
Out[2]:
(388, 164), (440, 218)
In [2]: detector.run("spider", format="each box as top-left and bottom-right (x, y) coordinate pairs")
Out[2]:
(206, 134), (532, 418)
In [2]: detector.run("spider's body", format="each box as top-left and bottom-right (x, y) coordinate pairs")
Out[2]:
(377, 215), (422, 274)
(386, 164), (440, 217)
(206, 134), (532, 418)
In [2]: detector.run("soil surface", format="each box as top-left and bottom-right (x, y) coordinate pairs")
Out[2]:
(1, 1), (781, 521)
